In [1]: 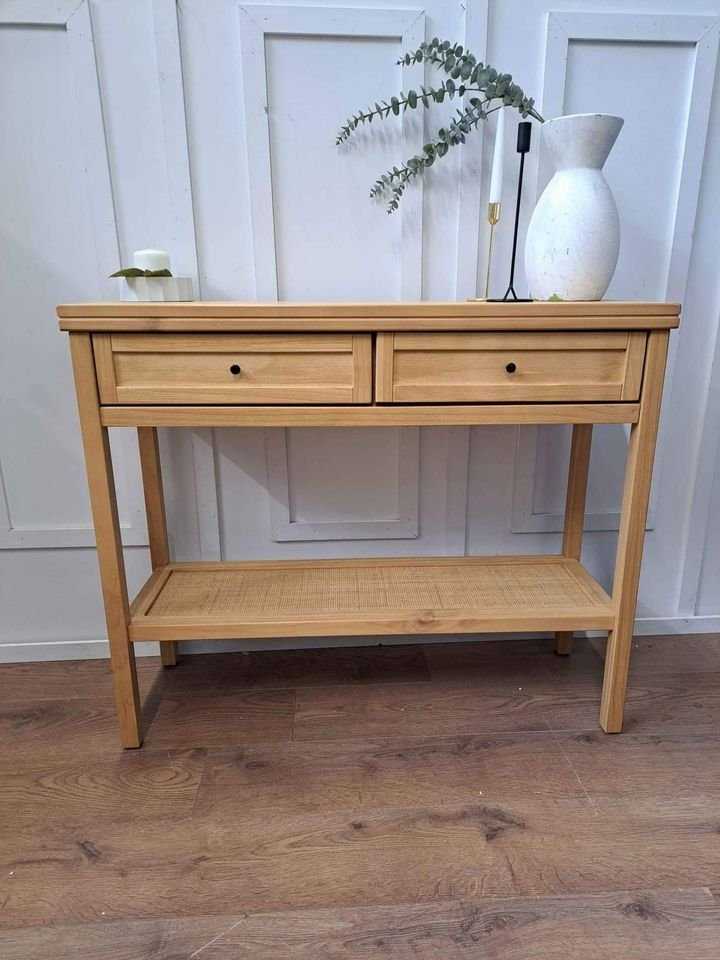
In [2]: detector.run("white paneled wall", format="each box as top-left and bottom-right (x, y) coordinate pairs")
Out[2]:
(2, 0), (720, 661)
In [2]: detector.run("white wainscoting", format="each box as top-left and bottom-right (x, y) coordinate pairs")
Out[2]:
(0, 1), (148, 551)
(512, 11), (719, 538)
(3, 0), (720, 661)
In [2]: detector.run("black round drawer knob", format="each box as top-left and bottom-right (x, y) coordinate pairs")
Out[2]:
(505, 362), (517, 374)
(229, 364), (242, 375)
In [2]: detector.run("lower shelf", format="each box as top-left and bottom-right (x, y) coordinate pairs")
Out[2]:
(128, 555), (615, 641)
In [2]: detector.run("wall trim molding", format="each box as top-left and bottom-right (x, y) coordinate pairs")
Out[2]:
(265, 427), (420, 541)
(456, 0), (488, 299)
(511, 424), (656, 535)
(679, 334), (720, 612)
(238, 2), (426, 300)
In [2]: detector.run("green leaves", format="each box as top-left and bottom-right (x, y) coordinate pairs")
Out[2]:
(367, 97), (490, 212)
(337, 37), (544, 209)
(110, 267), (173, 278)
(335, 83), (462, 144)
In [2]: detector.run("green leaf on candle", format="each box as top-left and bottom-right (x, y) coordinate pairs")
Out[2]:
(110, 267), (144, 277)
(110, 267), (173, 278)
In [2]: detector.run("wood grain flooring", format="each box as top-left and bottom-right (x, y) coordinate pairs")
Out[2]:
(1, 634), (719, 957)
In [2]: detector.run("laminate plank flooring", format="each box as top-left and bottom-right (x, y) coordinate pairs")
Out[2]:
(1, 634), (719, 956)
(2, 889), (718, 960)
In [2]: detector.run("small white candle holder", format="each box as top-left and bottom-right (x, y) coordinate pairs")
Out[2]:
(116, 276), (194, 302)
(115, 249), (194, 301)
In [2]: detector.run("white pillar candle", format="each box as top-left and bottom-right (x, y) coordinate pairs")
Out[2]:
(133, 248), (171, 272)
(488, 108), (505, 204)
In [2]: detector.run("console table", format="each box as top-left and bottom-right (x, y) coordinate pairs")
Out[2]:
(58, 300), (679, 747)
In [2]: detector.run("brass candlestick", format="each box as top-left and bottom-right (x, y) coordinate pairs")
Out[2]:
(484, 201), (501, 299)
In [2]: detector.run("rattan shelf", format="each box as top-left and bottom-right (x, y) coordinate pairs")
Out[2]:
(128, 556), (615, 641)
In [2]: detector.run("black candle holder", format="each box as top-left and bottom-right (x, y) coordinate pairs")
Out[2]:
(489, 121), (533, 302)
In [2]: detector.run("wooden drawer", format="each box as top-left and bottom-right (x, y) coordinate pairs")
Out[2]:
(93, 334), (372, 404)
(376, 332), (647, 403)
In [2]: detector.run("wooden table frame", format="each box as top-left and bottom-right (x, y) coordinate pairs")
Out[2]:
(59, 301), (678, 748)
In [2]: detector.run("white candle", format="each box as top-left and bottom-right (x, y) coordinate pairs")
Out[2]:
(488, 108), (505, 204)
(133, 248), (171, 272)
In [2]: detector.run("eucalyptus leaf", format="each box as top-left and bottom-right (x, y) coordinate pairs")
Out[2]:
(110, 267), (173, 278)
(110, 267), (145, 278)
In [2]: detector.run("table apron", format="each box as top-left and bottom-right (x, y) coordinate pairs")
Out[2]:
(99, 403), (640, 428)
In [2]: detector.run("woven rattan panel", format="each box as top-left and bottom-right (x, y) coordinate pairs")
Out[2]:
(146, 559), (608, 621)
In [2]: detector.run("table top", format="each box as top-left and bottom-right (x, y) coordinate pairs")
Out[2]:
(58, 300), (681, 333)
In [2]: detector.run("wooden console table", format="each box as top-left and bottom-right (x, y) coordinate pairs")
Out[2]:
(58, 300), (679, 747)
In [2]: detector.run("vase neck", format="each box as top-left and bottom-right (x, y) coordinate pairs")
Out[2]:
(544, 114), (623, 171)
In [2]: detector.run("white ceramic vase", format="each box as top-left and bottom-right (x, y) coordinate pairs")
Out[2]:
(525, 113), (623, 301)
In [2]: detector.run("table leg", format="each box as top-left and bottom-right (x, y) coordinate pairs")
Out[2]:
(70, 334), (142, 747)
(600, 331), (669, 733)
(137, 426), (176, 667)
(555, 423), (593, 656)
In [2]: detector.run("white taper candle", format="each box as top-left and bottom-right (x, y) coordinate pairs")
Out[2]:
(488, 108), (505, 204)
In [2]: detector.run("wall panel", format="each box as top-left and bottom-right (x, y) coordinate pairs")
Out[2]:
(509, 12), (719, 606)
(0, 2), (146, 550)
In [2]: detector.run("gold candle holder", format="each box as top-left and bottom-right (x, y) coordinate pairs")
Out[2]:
(484, 201), (501, 299)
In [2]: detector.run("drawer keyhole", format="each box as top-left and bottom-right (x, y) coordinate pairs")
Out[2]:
(505, 362), (517, 374)
(229, 363), (242, 376)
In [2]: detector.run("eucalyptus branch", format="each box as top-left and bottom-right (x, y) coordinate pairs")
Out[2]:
(336, 37), (543, 211)
(371, 99), (490, 213)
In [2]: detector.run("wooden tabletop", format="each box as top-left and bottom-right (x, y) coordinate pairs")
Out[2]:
(57, 300), (681, 333)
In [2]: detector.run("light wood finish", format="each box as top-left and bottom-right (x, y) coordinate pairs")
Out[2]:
(68, 334), (142, 748)
(375, 331), (394, 402)
(91, 333), (118, 402)
(58, 298), (681, 329)
(621, 331), (648, 400)
(137, 427), (176, 668)
(555, 423), (594, 656)
(600, 331), (670, 733)
(351, 334), (372, 402)
(376, 332), (646, 403)
(61, 313), (680, 333)
(100, 402), (641, 428)
(93, 333), (372, 405)
(127, 555), (615, 641)
(59, 300), (678, 745)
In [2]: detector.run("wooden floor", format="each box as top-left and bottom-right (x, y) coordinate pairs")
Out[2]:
(1, 634), (719, 958)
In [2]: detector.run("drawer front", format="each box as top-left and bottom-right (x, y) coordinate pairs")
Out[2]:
(94, 334), (372, 404)
(376, 332), (647, 403)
